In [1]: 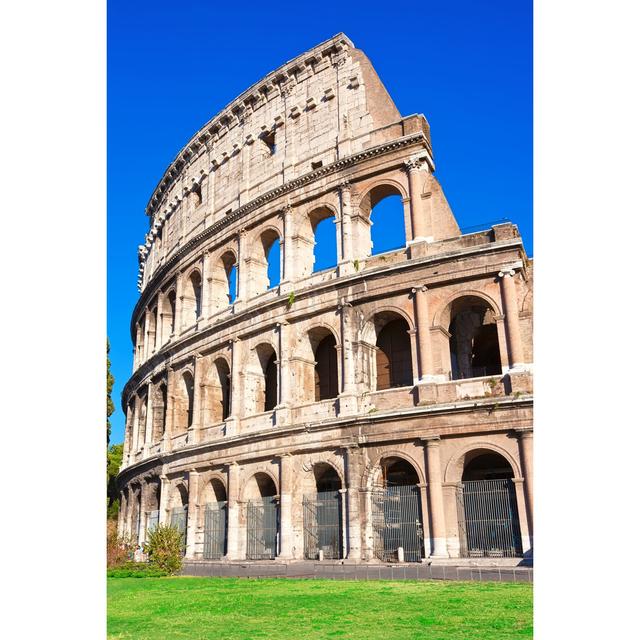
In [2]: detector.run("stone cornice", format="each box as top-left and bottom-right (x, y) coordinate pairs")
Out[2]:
(144, 33), (354, 219)
(133, 131), (430, 325)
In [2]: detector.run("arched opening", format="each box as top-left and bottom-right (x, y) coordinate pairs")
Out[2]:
(245, 472), (279, 560)
(361, 185), (406, 256)
(152, 382), (167, 442)
(211, 251), (237, 311)
(137, 395), (147, 450)
(148, 304), (157, 352)
(203, 478), (228, 560)
(372, 456), (424, 562)
(169, 484), (188, 554)
(204, 358), (231, 424)
(144, 481), (161, 540)
(255, 344), (277, 413)
(254, 229), (281, 293)
(130, 488), (142, 544)
(174, 371), (194, 433)
(184, 271), (202, 325)
(303, 463), (343, 560)
(311, 208), (337, 273)
(457, 450), (522, 558)
(135, 319), (144, 364)
(314, 334), (338, 401)
(447, 296), (501, 380)
(376, 317), (413, 390)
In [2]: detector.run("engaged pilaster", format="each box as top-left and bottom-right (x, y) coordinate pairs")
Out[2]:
(422, 437), (449, 558)
(277, 453), (294, 559)
(185, 470), (199, 559)
(225, 462), (241, 560)
(498, 267), (525, 370)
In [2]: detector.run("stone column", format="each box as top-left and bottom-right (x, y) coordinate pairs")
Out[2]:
(162, 367), (175, 452)
(185, 470), (200, 558)
(143, 309), (152, 362)
(188, 355), (203, 445)
(499, 269), (525, 369)
(512, 478), (532, 555)
(138, 478), (149, 544)
(225, 462), (241, 559)
(338, 302), (358, 415)
(117, 490), (127, 538)
(339, 488), (348, 559)
(405, 158), (429, 241)
(144, 382), (154, 456)
(236, 229), (247, 303)
(226, 339), (241, 436)
(276, 323), (291, 426)
(158, 475), (170, 526)
(417, 483), (431, 560)
(278, 454), (294, 559)
(174, 272), (184, 335)
(130, 396), (140, 456)
(281, 205), (294, 286)
(155, 294), (164, 348)
(343, 445), (362, 560)
(123, 402), (133, 466)
(423, 437), (449, 558)
(413, 286), (434, 381)
(338, 181), (354, 275)
(201, 250), (212, 319)
(516, 428), (533, 534)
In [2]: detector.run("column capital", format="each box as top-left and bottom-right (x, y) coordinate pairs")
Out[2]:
(513, 427), (533, 439)
(411, 284), (429, 295)
(421, 435), (441, 446)
(498, 269), (516, 278)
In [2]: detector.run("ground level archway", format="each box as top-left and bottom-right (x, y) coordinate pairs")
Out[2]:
(457, 451), (522, 558)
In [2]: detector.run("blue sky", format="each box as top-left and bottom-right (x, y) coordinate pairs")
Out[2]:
(107, 0), (532, 445)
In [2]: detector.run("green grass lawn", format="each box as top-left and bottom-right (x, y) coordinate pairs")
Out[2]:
(107, 577), (532, 639)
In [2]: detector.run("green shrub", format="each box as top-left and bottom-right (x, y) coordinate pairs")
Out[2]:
(107, 521), (136, 568)
(144, 524), (184, 575)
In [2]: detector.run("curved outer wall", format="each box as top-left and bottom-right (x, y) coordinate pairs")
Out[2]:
(118, 33), (533, 564)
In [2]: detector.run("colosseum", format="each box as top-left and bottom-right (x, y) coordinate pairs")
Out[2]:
(117, 33), (533, 571)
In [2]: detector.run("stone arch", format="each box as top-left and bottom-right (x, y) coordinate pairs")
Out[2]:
(364, 450), (426, 489)
(439, 294), (503, 380)
(183, 268), (203, 325)
(357, 180), (408, 257)
(444, 442), (522, 484)
(174, 369), (195, 433)
(247, 342), (278, 414)
(211, 249), (238, 311)
(200, 473), (228, 503)
(250, 226), (282, 294)
(203, 356), (231, 424)
(241, 470), (279, 501)
(296, 324), (340, 404)
(151, 381), (167, 441)
(299, 203), (339, 276)
(169, 481), (189, 510)
(301, 460), (344, 495)
(432, 290), (502, 328)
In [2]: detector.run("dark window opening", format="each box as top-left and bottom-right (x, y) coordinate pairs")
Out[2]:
(376, 319), (412, 389)
(264, 353), (278, 411)
(314, 335), (338, 401)
(311, 160), (323, 170)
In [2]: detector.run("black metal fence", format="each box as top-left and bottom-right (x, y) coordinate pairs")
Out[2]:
(457, 479), (522, 558)
(203, 501), (227, 559)
(303, 491), (342, 559)
(246, 497), (278, 560)
(372, 485), (424, 562)
(170, 505), (188, 554)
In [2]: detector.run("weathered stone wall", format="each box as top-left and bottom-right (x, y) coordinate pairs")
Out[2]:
(119, 33), (533, 564)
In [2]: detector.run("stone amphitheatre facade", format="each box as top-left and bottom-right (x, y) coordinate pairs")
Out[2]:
(117, 33), (533, 567)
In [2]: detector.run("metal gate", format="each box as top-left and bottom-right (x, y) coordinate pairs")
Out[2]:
(146, 510), (159, 541)
(303, 491), (342, 559)
(170, 505), (188, 554)
(203, 501), (227, 559)
(457, 479), (522, 558)
(372, 485), (423, 562)
(246, 497), (278, 560)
